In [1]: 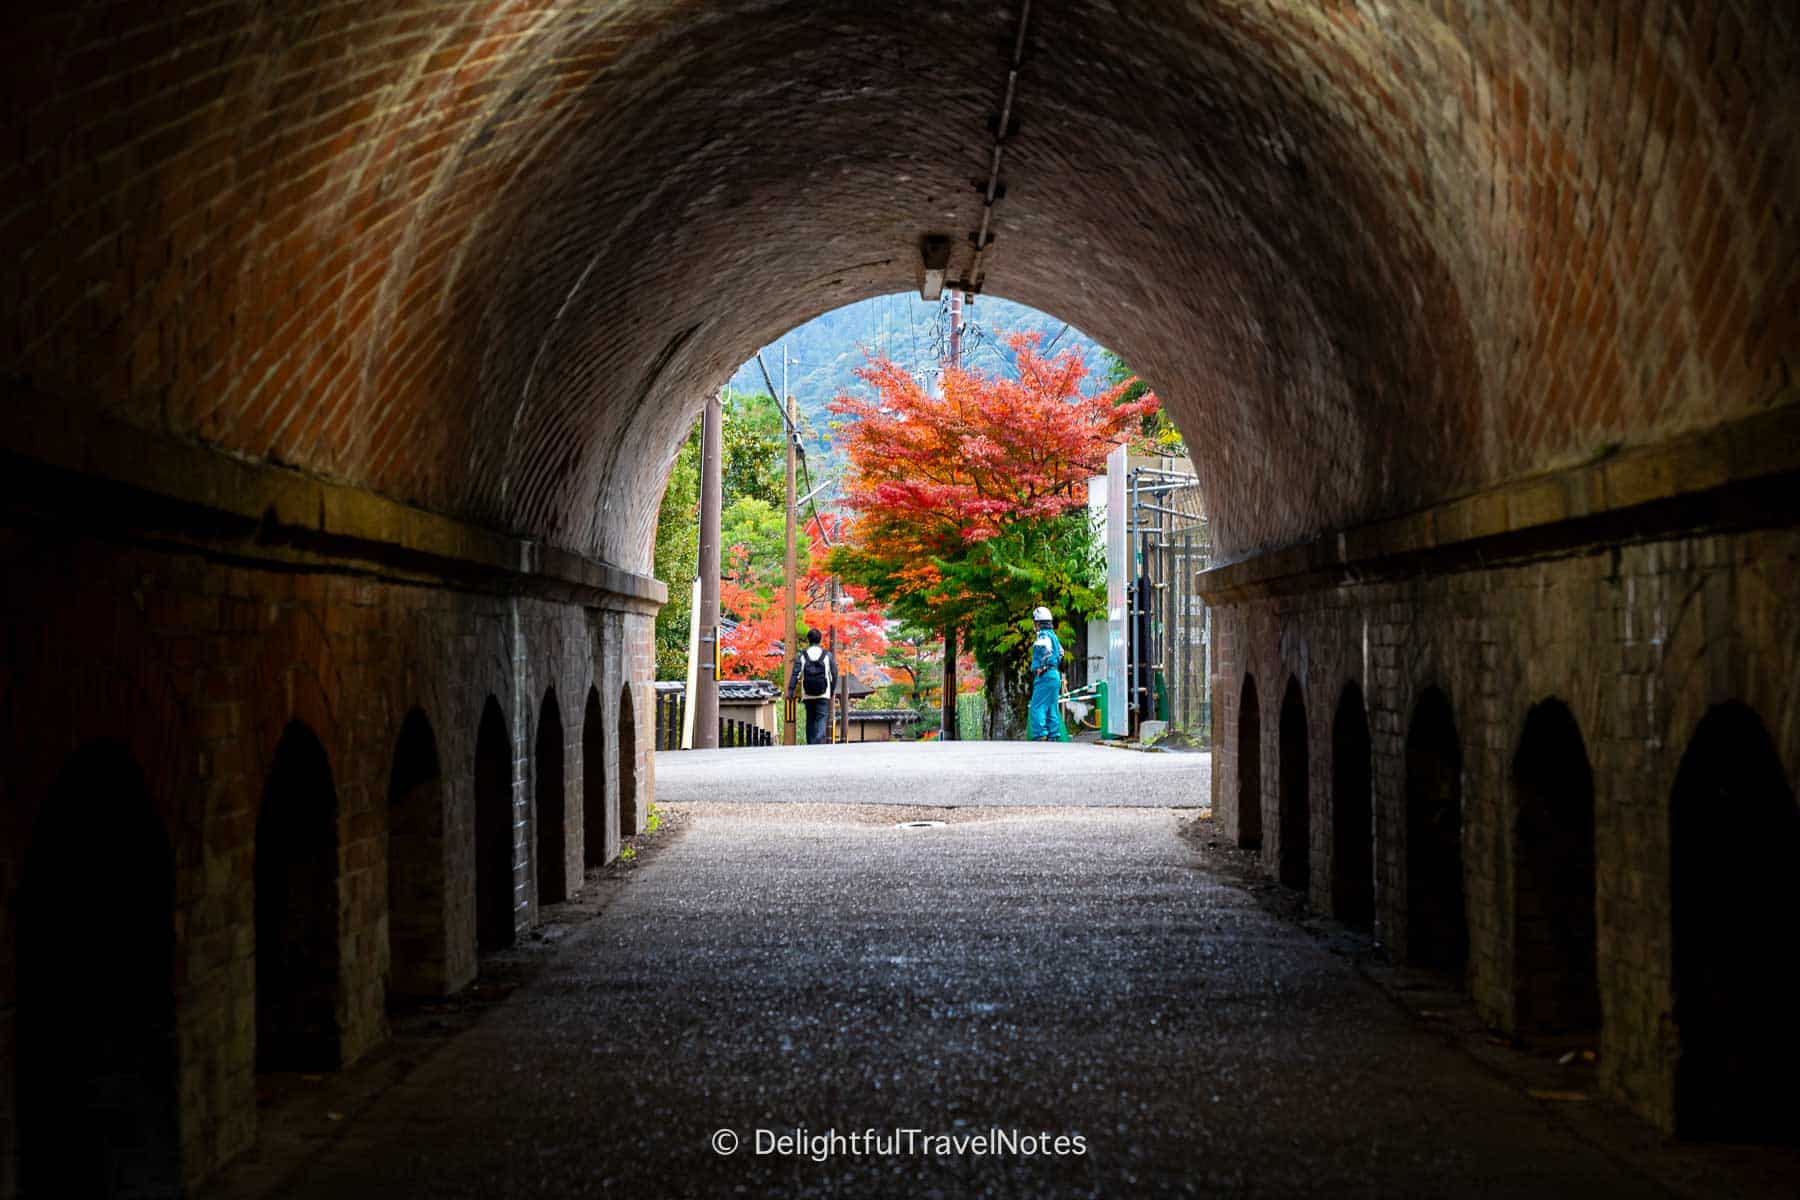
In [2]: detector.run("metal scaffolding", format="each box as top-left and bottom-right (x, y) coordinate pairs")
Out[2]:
(1125, 462), (1211, 741)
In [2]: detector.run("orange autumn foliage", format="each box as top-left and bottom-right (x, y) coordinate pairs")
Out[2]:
(718, 514), (888, 683)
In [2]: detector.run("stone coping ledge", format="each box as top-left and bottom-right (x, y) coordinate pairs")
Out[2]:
(1, 385), (667, 611)
(1197, 401), (1800, 604)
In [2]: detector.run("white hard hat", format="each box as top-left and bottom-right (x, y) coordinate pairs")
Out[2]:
(1032, 606), (1053, 622)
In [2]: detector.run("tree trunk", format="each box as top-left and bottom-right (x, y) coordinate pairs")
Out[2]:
(940, 623), (958, 740)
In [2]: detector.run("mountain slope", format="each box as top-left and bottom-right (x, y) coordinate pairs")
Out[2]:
(726, 292), (1112, 472)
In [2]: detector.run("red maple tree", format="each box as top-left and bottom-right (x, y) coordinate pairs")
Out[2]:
(718, 515), (888, 683)
(830, 332), (1159, 615)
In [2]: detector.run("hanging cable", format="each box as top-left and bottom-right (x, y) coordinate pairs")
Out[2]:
(964, 0), (1032, 293)
(754, 349), (835, 548)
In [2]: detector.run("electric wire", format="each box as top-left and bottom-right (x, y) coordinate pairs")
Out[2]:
(754, 349), (835, 549)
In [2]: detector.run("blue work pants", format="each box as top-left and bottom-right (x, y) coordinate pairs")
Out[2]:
(1029, 670), (1062, 740)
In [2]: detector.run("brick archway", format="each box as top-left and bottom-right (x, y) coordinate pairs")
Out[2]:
(535, 688), (568, 906)
(1671, 701), (1798, 1142)
(583, 686), (608, 868)
(618, 684), (639, 841)
(0, 1), (1795, 1175)
(18, 741), (180, 1196)
(1405, 688), (1466, 976)
(474, 697), (516, 955)
(257, 721), (343, 1071)
(10, 3), (1786, 580)
(1512, 699), (1598, 1035)
(387, 708), (446, 1004)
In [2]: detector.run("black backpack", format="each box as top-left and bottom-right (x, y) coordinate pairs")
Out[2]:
(802, 650), (830, 698)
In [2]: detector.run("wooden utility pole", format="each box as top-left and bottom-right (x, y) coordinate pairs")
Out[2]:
(940, 290), (965, 741)
(693, 389), (723, 748)
(782, 391), (798, 745)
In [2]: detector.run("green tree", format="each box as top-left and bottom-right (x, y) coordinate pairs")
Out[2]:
(841, 511), (1104, 735)
(653, 426), (701, 678)
(830, 335), (1152, 736)
(946, 512), (1106, 735)
(1103, 350), (1184, 454)
(653, 389), (804, 678)
(721, 389), (787, 508)
(720, 496), (810, 606)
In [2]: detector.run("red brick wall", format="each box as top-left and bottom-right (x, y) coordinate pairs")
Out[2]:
(1, 1), (1796, 1186)
(1209, 526), (1800, 1130)
(4, 4), (1791, 568)
(0, 530), (639, 1190)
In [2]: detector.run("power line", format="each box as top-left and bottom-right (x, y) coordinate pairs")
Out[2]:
(754, 350), (835, 549)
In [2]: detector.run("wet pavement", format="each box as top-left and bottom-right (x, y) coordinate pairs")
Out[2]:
(207, 800), (1796, 1199)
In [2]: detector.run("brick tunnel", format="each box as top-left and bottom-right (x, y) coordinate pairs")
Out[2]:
(2, 1), (1797, 1191)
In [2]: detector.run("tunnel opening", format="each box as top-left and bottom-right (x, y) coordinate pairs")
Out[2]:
(536, 688), (568, 906)
(648, 289), (1192, 750)
(18, 741), (181, 1197)
(1405, 688), (1466, 977)
(1238, 675), (1263, 849)
(387, 708), (445, 1004)
(583, 686), (607, 867)
(257, 721), (344, 1071)
(1671, 702), (1798, 1143)
(1511, 699), (1598, 1036)
(618, 685), (639, 840)
(1332, 683), (1375, 930)
(1278, 677), (1310, 892)
(474, 697), (516, 954)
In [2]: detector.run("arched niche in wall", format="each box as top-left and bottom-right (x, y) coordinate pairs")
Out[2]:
(618, 684), (639, 841)
(1405, 688), (1466, 977)
(535, 688), (568, 906)
(1278, 677), (1310, 892)
(474, 697), (516, 954)
(1511, 698), (1598, 1035)
(257, 720), (344, 1070)
(1671, 701), (1797, 1142)
(387, 708), (445, 1004)
(18, 740), (181, 1195)
(583, 685), (607, 868)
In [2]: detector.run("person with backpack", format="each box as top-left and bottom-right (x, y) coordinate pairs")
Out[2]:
(787, 627), (837, 745)
(1028, 605), (1066, 742)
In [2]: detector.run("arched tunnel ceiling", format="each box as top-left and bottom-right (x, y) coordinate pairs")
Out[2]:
(4, 2), (1794, 572)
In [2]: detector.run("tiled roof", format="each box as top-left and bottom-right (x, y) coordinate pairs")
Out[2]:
(654, 679), (779, 701)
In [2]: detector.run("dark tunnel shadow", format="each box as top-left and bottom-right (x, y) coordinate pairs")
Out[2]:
(19, 741), (181, 1197)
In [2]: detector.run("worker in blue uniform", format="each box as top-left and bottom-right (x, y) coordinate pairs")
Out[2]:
(1028, 605), (1065, 741)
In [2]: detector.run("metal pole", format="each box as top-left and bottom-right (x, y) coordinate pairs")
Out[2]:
(837, 605), (850, 744)
(693, 389), (723, 748)
(828, 575), (843, 743)
(1104, 444), (1128, 738)
(782, 392), (799, 745)
(939, 291), (965, 741)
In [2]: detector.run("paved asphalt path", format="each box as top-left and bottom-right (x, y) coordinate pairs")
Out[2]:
(653, 741), (1213, 808)
(201, 789), (1754, 1199)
